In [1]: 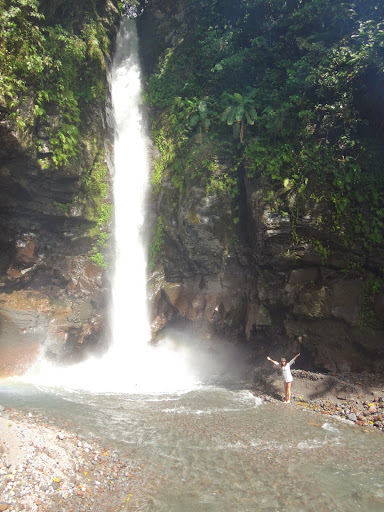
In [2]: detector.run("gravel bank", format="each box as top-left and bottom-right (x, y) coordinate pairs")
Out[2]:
(0, 407), (152, 512)
(1, 369), (383, 512)
(253, 367), (384, 432)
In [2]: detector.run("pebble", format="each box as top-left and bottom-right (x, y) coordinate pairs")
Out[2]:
(295, 396), (384, 430)
(0, 409), (146, 512)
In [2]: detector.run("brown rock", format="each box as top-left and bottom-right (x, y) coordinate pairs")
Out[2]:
(0, 505), (10, 511)
(289, 268), (320, 285)
(90, 319), (103, 333)
(83, 262), (103, 285)
(7, 268), (22, 279)
(330, 280), (365, 326)
(17, 240), (37, 263)
(368, 405), (377, 414)
(78, 323), (92, 344)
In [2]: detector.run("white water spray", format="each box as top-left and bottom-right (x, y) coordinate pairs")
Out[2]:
(111, 19), (150, 348)
(23, 19), (197, 393)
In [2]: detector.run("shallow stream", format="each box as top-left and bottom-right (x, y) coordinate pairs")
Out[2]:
(1, 374), (383, 512)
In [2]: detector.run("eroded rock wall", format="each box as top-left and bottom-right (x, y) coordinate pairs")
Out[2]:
(138, 1), (384, 374)
(244, 176), (384, 373)
(0, 0), (120, 374)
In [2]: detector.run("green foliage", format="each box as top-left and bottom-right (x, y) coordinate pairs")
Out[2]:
(0, 0), (113, 169)
(80, 149), (111, 267)
(0, 0), (44, 102)
(149, 216), (165, 271)
(90, 252), (107, 268)
(96, 232), (110, 248)
(313, 240), (330, 265)
(82, 152), (109, 199)
(359, 274), (382, 326)
(52, 201), (70, 214)
(151, 128), (176, 193)
(205, 159), (239, 198)
(142, 0), (384, 257)
(366, 276), (382, 296)
(97, 203), (113, 227)
(221, 91), (257, 143)
(89, 202), (112, 269)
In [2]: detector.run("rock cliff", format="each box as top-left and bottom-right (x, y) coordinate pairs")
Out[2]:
(138, 0), (384, 374)
(1, 0), (383, 379)
(0, 0), (120, 375)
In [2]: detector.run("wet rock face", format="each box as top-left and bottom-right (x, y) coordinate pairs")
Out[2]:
(146, 136), (384, 374)
(148, 156), (251, 343)
(0, 133), (109, 372)
(138, 0), (384, 374)
(242, 177), (384, 373)
(0, 2), (120, 373)
(0, 288), (106, 377)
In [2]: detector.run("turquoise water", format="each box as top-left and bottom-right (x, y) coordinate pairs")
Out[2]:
(1, 379), (383, 512)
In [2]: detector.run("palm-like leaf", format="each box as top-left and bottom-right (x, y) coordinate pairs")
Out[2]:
(235, 105), (244, 122)
(233, 92), (243, 103)
(221, 91), (257, 141)
(245, 111), (255, 125)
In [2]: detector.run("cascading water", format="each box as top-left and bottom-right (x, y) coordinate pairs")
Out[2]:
(111, 18), (150, 351)
(100, 18), (196, 391)
(23, 19), (196, 393)
(2, 19), (384, 512)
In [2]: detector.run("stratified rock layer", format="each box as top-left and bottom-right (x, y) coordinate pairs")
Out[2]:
(0, 0), (120, 375)
(138, 2), (384, 374)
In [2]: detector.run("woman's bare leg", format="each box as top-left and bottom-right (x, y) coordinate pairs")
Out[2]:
(283, 382), (288, 402)
(285, 382), (292, 403)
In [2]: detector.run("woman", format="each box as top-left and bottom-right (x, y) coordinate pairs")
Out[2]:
(266, 353), (300, 403)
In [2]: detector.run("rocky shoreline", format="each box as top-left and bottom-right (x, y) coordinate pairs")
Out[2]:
(0, 407), (151, 512)
(252, 367), (384, 432)
(1, 368), (383, 511)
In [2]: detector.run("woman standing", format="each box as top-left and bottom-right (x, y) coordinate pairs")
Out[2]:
(266, 353), (300, 403)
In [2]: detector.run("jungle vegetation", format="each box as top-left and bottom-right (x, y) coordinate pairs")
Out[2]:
(1, 0), (384, 270)
(141, 0), (384, 259)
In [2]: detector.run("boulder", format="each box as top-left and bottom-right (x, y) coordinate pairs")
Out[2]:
(330, 280), (365, 326)
(289, 268), (320, 285)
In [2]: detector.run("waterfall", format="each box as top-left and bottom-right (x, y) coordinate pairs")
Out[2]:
(104, 19), (196, 392)
(111, 19), (150, 350)
(23, 19), (196, 393)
